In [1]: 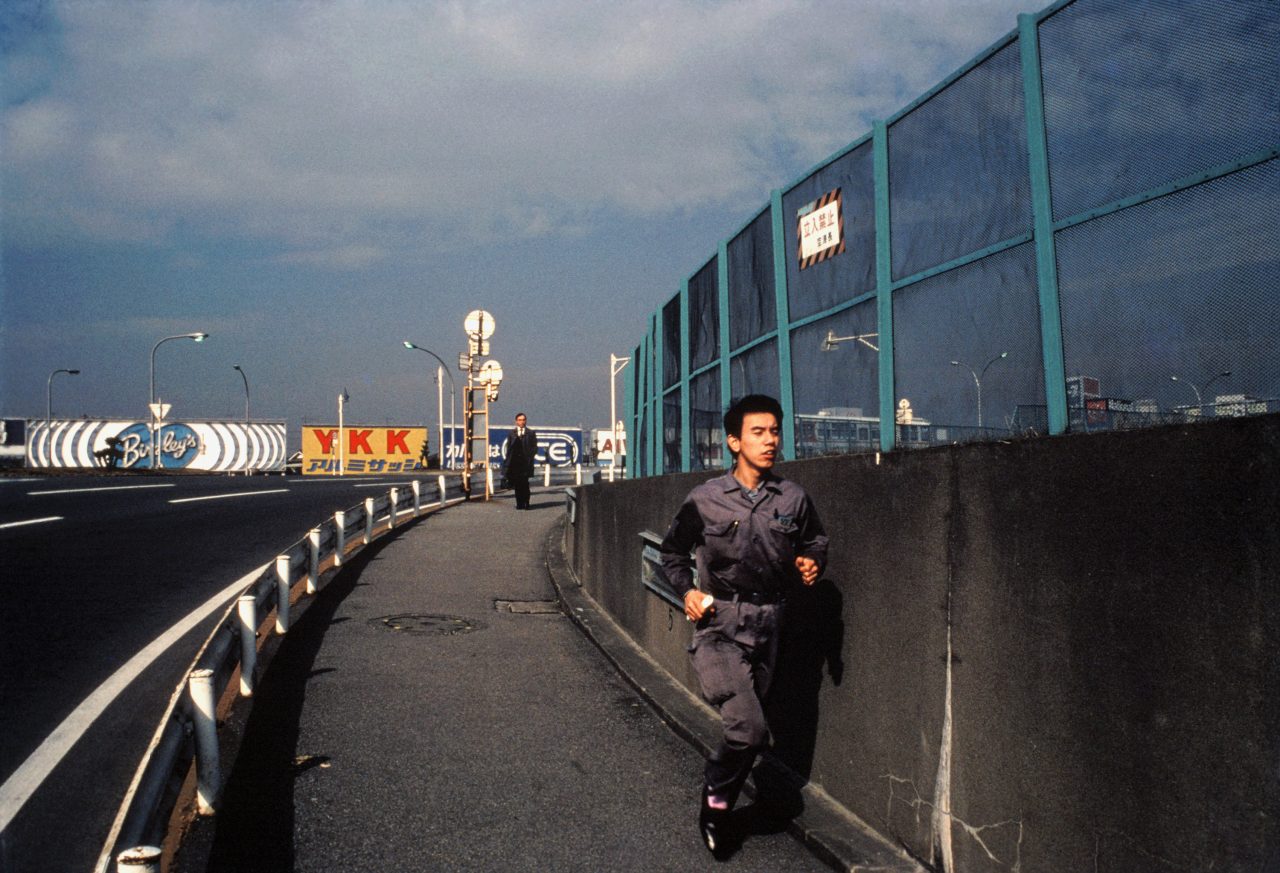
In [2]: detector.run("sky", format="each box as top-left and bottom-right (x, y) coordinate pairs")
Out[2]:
(2, 0), (1036, 444)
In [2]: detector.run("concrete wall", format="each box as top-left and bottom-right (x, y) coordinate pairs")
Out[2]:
(565, 413), (1280, 871)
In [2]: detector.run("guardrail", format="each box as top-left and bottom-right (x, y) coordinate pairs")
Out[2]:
(97, 475), (462, 873)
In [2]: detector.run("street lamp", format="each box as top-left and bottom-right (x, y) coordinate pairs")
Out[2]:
(150, 332), (208, 468)
(46, 368), (80, 420)
(609, 354), (631, 479)
(403, 341), (457, 470)
(821, 329), (879, 352)
(1171, 371), (1231, 413)
(233, 365), (250, 421)
(950, 351), (1008, 430)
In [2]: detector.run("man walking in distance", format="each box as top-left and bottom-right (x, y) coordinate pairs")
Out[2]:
(502, 412), (538, 509)
(659, 394), (828, 855)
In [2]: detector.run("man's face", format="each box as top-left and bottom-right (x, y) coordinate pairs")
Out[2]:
(727, 411), (780, 473)
(515, 415), (527, 429)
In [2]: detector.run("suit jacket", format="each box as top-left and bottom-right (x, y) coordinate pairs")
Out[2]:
(502, 428), (538, 479)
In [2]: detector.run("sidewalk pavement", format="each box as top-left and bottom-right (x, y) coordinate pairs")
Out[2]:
(177, 486), (915, 872)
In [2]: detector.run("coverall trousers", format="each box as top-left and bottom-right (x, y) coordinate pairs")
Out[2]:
(689, 598), (783, 804)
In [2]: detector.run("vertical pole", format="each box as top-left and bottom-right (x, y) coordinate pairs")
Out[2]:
(770, 189), (795, 441)
(275, 555), (291, 634)
(1020, 12), (1068, 435)
(389, 488), (399, 529)
(188, 669), (220, 815)
(333, 510), (346, 567)
(116, 845), (162, 873)
(438, 474), (447, 505)
(237, 595), (257, 697)
(437, 364), (445, 472)
(307, 528), (320, 594)
(412, 479), (421, 514)
(363, 497), (374, 544)
(338, 394), (345, 476)
(874, 120), (897, 452)
(625, 346), (638, 479)
(543, 463), (551, 487)
(575, 463), (582, 485)
(650, 313), (661, 476)
(680, 277), (692, 472)
(718, 239), (732, 469)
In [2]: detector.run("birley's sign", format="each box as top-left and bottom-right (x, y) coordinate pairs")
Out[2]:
(115, 422), (202, 468)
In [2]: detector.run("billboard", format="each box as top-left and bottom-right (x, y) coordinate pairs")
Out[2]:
(441, 425), (584, 469)
(301, 425), (428, 475)
(24, 419), (287, 472)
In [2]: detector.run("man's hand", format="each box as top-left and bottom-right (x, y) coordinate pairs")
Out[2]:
(795, 556), (820, 586)
(683, 589), (713, 622)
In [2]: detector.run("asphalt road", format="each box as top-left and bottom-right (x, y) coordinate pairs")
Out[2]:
(0, 471), (470, 873)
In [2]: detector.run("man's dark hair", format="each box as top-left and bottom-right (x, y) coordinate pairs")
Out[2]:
(515, 412), (527, 420)
(723, 394), (783, 438)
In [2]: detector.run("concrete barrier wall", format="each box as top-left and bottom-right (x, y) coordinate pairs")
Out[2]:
(566, 413), (1280, 871)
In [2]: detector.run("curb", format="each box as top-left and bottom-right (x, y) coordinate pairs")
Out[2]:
(543, 517), (924, 873)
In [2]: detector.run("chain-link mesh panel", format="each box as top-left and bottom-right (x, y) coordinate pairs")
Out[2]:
(689, 257), (720, 371)
(1057, 159), (1280, 431)
(663, 391), (682, 473)
(637, 405), (649, 478)
(782, 141), (876, 322)
(729, 339), (781, 410)
(691, 368), (723, 471)
(727, 210), (777, 351)
(662, 295), (681, 389)
(790, 300), (880, 458)
(1041, 0), (1280, 222)
(889, 42), (1030, 281)
(893, 243), (1044, 447)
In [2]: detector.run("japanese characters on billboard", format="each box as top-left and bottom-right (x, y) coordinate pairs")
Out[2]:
(302, 425), (428, 475)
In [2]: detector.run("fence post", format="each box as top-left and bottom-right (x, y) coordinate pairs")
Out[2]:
(412, 479), (421, 514)
(116, 845), (162, 873)
(334, 510), (346, 567)
(485, 467), (494, 496)
(238, 594), (257, 697)
(389, 488), (399, 529)
(188, 668), (220, 815)
(364, 497), (374, 544)
(543, 464), (551, 487)
(575, 463), (582, 485)
(607, 465), (615, 483)
(437, 474), (447, 505)
(307, 527), (321, 595)
(275, 555), (291, 634)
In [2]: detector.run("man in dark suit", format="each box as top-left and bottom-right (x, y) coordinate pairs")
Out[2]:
(501, 412), (538, 509)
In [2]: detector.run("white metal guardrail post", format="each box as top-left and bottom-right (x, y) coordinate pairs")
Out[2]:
(543, 464), (551, 487)
(575, 463), (582, 485)
(116, 845), (162, 873)
(607, 465), (615, 482)
(363, 498), (374, 544)
(438, 475), (446, 505)
(275, 555), (291, 634)
(188, 669), (220, 816)
(307, 528), (321, 594)
(237, 595), (257, 697)
(389, 488), (399, 528)
(412, 479), (421, 514)
(334, 510), (346, 566)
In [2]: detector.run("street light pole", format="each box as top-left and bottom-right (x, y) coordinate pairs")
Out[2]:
(404, 342), (457, 470)
(1171, 371), (1230, 414)
(609, 354), (631, 478)
(233, 365), (250, 421)
(950, 351), (1008, 430)
(150, 332), (208, 468)
(47, 368), (80, 420)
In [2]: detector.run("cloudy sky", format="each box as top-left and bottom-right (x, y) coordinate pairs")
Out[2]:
(2, 0), (1033, 442)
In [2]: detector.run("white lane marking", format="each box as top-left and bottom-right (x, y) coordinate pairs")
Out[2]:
(351, 481), (401, 488)
(168, 489), (289, 504)
(0, 478), (42, 484)
(0, 516), (64, 531)
(0, 562), (269, 833)
(29, 483), (176, 496)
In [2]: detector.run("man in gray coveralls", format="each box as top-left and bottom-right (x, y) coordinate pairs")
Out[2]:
(659, 394), (828, 855)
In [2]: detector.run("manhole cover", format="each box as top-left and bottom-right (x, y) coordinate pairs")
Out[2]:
(370, 614), (482, 635)
(494, 600), (561, 615)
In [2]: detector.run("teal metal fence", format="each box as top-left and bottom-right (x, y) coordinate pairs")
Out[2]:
(628, 0), (1278, 478)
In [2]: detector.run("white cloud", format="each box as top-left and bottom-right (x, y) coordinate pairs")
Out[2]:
(3, 0), (1031, 252)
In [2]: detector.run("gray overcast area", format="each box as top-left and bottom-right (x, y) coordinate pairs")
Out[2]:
(2, 0), (1034, 439)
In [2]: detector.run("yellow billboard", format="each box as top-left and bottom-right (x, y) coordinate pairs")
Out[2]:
(301, 425), (428, 475)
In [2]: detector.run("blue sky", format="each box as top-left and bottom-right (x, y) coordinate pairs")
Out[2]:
(2, 0), (1034, 441)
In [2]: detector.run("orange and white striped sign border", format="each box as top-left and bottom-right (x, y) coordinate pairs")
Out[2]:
(796, 187), (845, 270)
